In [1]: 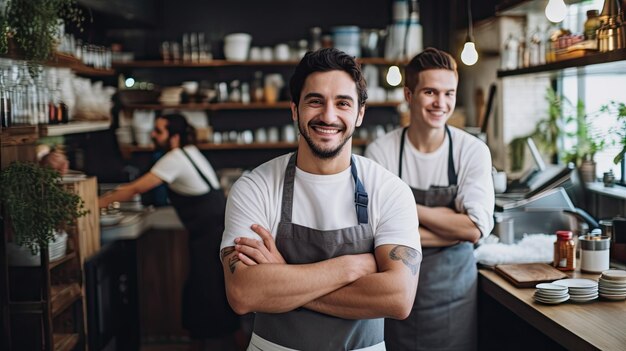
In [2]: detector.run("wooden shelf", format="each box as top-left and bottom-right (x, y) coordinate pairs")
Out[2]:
(113, 57), (406, 69)
(49, 252), (77, 270)
(50, 283), (82, 318)
(122, 101), (400, 111)
(122, 138), (370, 153)
(38, 121), (110, 137)
(50, 53), (115, 77)
(53, 333), (79, 351)
(497, 49), (626, 78)
(0, 126), (38, 146)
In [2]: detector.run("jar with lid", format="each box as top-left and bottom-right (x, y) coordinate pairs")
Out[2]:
(584, 10), (601, 40)
(553, 230), (575, 271)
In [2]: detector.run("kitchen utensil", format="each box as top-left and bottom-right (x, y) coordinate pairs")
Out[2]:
(494, 263), (568, 288)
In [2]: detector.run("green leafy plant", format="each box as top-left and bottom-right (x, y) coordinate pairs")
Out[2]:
(533, 86), (564, 163)
(563, 100), (606, 166)
(0, 0), (84, 62)
(601, 101), (626, 165)
(0, 162), (87, 253)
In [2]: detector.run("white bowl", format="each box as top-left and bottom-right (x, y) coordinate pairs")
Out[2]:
(224, 33), (252, 61)
(100, 213), (124, 226)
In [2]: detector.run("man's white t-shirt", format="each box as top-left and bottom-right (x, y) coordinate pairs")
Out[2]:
(150, 145), (221, 195)
(220, 153), (421, 253)
(365, 127), (494, 237)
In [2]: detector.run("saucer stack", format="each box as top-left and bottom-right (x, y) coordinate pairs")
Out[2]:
(553, 278), (599, 303)
(533, 283), (569, 304)
(599, 270), (626, 301)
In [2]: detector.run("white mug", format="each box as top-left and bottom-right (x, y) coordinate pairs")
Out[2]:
(492, 171), (507, 194)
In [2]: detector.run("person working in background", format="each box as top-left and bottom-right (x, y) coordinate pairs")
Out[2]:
(219, 48), (422, 351)
(98, 113), (241, 351)
(366, 47), (495, 351)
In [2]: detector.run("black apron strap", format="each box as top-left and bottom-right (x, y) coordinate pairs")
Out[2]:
(180, 147), (214, 190)
(399, 127), (409, 179)
(445, 125), (457, 186)
(351, 156), (368, 224)
(399, 125), (457, 186)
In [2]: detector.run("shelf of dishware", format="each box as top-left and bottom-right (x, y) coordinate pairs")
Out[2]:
(121, 138), (370, 153)
(112, 57), (407, 69)
(121, 101), (400, 111)
(497, 49), (626, 78)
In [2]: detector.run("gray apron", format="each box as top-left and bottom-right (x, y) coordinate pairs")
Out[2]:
(385, 126), (477, 351)
(252, 153), (384, 351)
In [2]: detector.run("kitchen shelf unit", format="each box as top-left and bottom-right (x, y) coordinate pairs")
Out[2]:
(114, 57), (403, 170)
(38, 120), (111, 137)
(122, 101), (401, 111)
(498, 49), (626, 78)
(113, 57), (406, 69)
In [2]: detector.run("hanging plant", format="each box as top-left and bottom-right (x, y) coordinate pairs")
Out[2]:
(0, 0), (84, 62)
(0, 162), (87, 254)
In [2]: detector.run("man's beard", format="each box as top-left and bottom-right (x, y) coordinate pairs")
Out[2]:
(296, 110), (356, 160)
(152, 138), (171, 152)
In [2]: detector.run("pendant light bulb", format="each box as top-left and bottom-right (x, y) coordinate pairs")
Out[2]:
(386, 65), (402, 87)
(461, 41), (479, 66)
(545, 0), (567, 23)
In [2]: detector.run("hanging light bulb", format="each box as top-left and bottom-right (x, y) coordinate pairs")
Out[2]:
(461, 0), (479, 66)
(461, 42), (479, 66)
(386, 66), (402, 86)
(545, 0), (567, 23)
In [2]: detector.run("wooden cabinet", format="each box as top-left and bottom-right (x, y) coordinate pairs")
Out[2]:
(4, 177), (100, 351)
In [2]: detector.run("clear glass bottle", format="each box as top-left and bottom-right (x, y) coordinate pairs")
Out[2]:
(553, 230), (576, 271)
(0, 63), (13, 128)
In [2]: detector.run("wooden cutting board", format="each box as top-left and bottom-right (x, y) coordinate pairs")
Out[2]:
(494, 263), (568, 288)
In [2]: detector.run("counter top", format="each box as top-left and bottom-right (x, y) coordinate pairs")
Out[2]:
(100, 206), (184, 243)
(479, 268), (626, 351)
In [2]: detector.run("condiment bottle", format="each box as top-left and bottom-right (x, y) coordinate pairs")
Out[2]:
(584, 10), (601, 40)
(553, 230), (575, 271)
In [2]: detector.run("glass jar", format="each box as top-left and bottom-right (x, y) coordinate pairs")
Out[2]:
(554, 230), (576, 271)
(584, 10), (601, 40)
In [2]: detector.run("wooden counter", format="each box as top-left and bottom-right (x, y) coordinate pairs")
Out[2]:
(479, 268), (626, 351)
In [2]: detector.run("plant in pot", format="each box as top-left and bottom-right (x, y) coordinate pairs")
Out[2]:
(602, 101), (626, 168)
(0, 0), (83, 62)
(563, 100), (606, 183)
(0, 162), (87, 266)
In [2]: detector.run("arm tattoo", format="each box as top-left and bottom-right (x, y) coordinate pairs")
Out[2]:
(389, 246), (420, 276)
(220, 247), (240, 274)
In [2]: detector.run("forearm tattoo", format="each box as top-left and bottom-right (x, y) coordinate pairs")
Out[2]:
(220, 247), (240, 274)
(389, 246), (420, 276)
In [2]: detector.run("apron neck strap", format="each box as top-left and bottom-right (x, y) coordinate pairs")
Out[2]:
(399, 125), (457, 186)
(281, 153), (369, 224)
(180, 147), (214, 190)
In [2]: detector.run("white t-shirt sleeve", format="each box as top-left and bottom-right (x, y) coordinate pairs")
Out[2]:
(456, 140), (495, 237)
(372, 176), (421, 252)
(150, 149), (182, 184)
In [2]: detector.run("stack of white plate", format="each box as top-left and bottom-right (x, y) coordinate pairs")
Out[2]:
(599, 270), (626, 301)
(533, 283), (569, 304)
(553, 278), (599, 303)
(7, 231), (68, 266)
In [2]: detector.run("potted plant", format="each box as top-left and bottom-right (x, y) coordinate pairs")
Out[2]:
(0, 162), (86, 263)
(0, 0), (83, 62)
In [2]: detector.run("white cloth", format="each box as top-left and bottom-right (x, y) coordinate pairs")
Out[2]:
(248, 333), (387, 351)
(150, 145), (221, 196)
(220, 153), (421, 253)
(365, 127), (495, 237)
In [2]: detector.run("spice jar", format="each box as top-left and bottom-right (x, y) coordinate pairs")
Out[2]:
(584, 10), (601, 40)
(553, 230), (575, 271)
